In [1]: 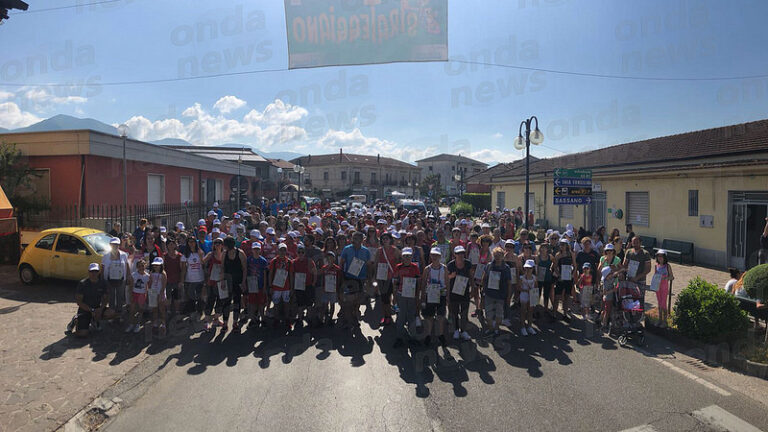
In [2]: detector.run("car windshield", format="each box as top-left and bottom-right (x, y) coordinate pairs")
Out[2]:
(83, 233), (112, 255)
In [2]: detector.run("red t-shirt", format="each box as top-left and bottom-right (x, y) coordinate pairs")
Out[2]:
(291, 257), (316, 287)
(394, 262), (421, 294)
(164, 251), (182, 284)
(269, 256), (292, 291)
(320, 264), (342, 292)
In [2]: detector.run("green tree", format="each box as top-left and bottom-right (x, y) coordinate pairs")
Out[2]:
(0, 142), (47, 211)
(419, 174), (443, 200)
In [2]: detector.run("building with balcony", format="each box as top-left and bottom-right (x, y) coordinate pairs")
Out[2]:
(415, 154), (488, 196)
(291, 150), (421, 200)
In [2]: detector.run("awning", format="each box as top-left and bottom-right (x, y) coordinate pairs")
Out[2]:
(0, 185), (12, 219)
(282, 184), (299, 192)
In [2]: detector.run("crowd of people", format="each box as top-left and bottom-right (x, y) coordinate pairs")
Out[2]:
(69, 201), (676, 345)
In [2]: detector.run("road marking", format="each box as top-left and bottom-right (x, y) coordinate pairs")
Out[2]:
(619, 425), (659, 432)
(691, 405), (762, 432)
(636, 348), (732, 396)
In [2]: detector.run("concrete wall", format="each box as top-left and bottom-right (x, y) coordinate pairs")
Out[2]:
(490, 165), (768, 268)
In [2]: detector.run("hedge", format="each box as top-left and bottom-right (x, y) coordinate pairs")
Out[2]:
(673, 277), (749, 343)
(461, 193), (491, 212)
(744, 263), (768, 300)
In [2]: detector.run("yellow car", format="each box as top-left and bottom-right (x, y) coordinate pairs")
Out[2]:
(18, 227), (113, 284)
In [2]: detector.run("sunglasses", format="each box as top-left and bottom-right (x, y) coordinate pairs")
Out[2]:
(297, 250), (305, 254)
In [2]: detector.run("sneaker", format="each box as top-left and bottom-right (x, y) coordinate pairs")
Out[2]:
(501, 319), (512, 327)
(520, 327), (529, 336)
(125, 324), (134, 333)
(461, 331), (471, 341)
(527, 326), (536, 335)
(133, 324), (141, 333)
(453, 330), (460, 340)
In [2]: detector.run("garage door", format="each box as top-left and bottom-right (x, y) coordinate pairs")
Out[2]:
(148, 174), (165, 206)
(626, 191), (649, 227)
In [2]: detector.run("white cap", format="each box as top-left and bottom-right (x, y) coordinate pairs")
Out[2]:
(152, 257), (164, 266)
(110, 237), (121, 245)
(266, 227), (275, 235)
(481, 223), (491, 229)
(524, 259), (535, 268)
(377, 219), (387, 225)
(213, 202), (219, 207)
(198, 219), (206, 226)
(218, 233), (227, 239)
(605, 243), (615, 251)
(314, 228), (324, 235)
(234, 214), (241, 219)
(402, 247), (413, 255)
(251, 241), (262, 249)
(454, 245), (466, 254)
(505, 239), (516, 246)
(159, 226), (167, 233)
(278, 243), (287, 250)
(213, 219), (221, 225)
(566, 223), (574, 231)
(656, 249), (667, 255)
(88, 263), (100, 272)
(212, 227), (220, 234)
(430, 247), (442, 256)
(601, 266), (612, 280)
(207, 210), (216, 216)
(288, 231), (298, 238)
(176, 222), (185, 230)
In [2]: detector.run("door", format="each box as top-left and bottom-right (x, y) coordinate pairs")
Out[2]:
(147, 174), (165, 206)
(730, 202), (747, 270)
(29, 233), (57, 278)
(206, 178), (216, 204)
(745, 204), (767, 269)
(589, 192), (607, 231)
(729, 192), (768, 270)
(52, 234), (93, 280)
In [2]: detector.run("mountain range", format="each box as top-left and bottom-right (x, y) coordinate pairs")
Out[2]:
(0, 114), (305, 160)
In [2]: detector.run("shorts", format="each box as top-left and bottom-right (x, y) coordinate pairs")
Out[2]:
(185, 282), (204, 302)
(76, 308), (96, 330)
(107, 279), (126, 310)
(554, 281), (572, 296)
(422, 296), (447, 318)
(377, 280), (393, 305)
(131, 292), (147, 307)
(295, 286), (314, 307)
(519, 291), (530, 304)
(247, 292), (267, 306)
(484, 297), (505, 321)
(272, 290), (291, 304)
(166, 282), (181, 301)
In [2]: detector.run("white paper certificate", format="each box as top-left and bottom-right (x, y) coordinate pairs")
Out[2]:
(273, 268), (288, 287)
(561, 265), (573, 281)
(324, 274), (337, 293)
(148, 290), (158, 308)
(580, 285), (593, 306)
(427, 284), (441, 303)
(209, 264), (221, 281)
(452, 275), (469, 296)
(247, 276), (259, 293)
(474, 263), (486, 280)
(510, 267), (517, 284)
(294, 272), (306, 291)
(109, 261), (124, 280)
(488, 271), (501, 290)
(627, 260), (640, 278)
(376, 263), (389, 280)
(217, 280), (229, 299)
(529, 287), (540, 307)
(649, 273), (662, 292)
(469, 248), (479, 265)
(401, 277), (417, 298)
(537, 266), (547, 282)
(348, 257), (365, 277)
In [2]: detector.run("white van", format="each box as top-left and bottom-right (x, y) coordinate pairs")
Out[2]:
(348, 194), (367, 204)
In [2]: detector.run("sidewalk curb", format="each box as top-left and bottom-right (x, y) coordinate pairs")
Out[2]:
(645, 322), (768, 380)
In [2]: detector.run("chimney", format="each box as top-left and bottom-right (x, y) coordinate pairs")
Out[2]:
(307, 154), (311, 163)
(377, 154), (380, 164)
(339, 148), (343, 162)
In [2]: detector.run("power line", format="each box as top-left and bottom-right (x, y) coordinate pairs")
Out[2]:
(447, 59), (768, 82)
(10, 0), (125, 14)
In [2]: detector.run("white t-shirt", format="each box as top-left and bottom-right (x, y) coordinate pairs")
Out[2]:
(131, 271), (149, 294)
(308, 215), (321, 226)
(181, 252), (205, 283)
(724, 279), (737, 294)
(102, 251), (129, 281)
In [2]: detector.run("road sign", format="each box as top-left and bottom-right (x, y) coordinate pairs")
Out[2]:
(554, 168), (593, 205)
(553, 168), (592, 179)
(554, 196), (592, 205)
(553, 187), (592, 196)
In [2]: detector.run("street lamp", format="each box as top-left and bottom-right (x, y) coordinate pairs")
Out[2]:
(514, 116), (543, 229)
(293, 164), (305, 206)
(117, 124), (129, 232)
(236, 149), (243, 211)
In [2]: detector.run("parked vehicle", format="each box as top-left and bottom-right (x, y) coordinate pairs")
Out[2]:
(18, 227), (112, 284)
(399, 199), (428, 214)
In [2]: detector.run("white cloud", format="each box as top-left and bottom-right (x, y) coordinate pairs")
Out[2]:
(492, 132), (503, 139)
(314, 128), (435, 163)
(213, 95), (246, 114)
(0, 101), (42, 129)
(20, 87), (86, 111)
(0, 91), (13, 102)
(120, 98), (307, 148)
(467, 148), (521, 164)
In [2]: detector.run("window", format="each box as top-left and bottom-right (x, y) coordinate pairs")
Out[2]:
(341, 171), (347, 180)
(626, 191), (650, 227)
(429, 166), (433, 171)
(559, 204), (574, 219)
(55, 234), (89, 255)
(496, 191), (506, 209)
(147, 174), (165, 206)
(526, 192), (535, 214)
(35, 233), (57, 250)
(180, 176), (193, 204)
(354, 171), (360, 183)
(452, 165), (455, 171)
(323, 171), (329, 181)
(688, 190), (699, 216)
(214, 179), (223, 201)
(370, 172), (376, 184)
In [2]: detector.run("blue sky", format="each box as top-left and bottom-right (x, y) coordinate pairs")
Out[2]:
(1, 0), (767, 163)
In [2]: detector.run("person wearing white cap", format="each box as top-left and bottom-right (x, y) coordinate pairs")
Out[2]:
(269, 242), (293, 329)
(519, 259), (538, 336)
(375, 231), (401, 327)
(147, 257), (168, 336)
(126, 258), (150, 333)
(69, 263), (109, 337)
(482, 246), (512, 337)
(391, 247), (422, 348)
(447, 245), (472, 341)
(651, 249), (675, 327)
(245, 241), (269, 327)
(101, 237), (131, 315)
(175, 221), (185, 233)
(202, 237), (226, 332)
(421, 247), (449, 347)
(212, 202), (223, 220)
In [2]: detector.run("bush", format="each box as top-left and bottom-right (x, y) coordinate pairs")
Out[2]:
(743, 264), (768, 299)
(450, 201), (473, 216)
(673, 277), (750, 343)
(461, 193), (491, 212)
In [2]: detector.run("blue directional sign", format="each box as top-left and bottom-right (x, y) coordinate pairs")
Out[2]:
(554, 167), (592, 205)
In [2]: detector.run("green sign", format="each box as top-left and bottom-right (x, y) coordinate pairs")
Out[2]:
(285, 0), (448, 69)
(553, 168), (592, 179)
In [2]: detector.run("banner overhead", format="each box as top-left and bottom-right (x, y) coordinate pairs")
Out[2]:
(285, 0), (448, 69)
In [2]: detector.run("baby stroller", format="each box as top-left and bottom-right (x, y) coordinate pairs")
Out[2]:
(611, 279), (645, 346)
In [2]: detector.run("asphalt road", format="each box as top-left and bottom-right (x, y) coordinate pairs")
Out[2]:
(104, 308), (768, 432)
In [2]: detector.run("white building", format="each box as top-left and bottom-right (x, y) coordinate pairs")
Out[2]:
(416, 154), (488, 195)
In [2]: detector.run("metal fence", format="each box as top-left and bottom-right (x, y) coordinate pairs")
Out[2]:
(17, 202), (235, 235)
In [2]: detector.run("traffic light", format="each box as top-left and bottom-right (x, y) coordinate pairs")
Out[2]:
(0, 0), (29, 22)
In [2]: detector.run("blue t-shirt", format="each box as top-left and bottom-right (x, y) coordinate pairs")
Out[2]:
(340, 244), (371, 280)
(247, 255), (269, 291)
(199, 239), (212, 255)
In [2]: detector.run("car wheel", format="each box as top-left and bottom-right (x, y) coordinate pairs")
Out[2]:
(19, 264), (38, 285)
